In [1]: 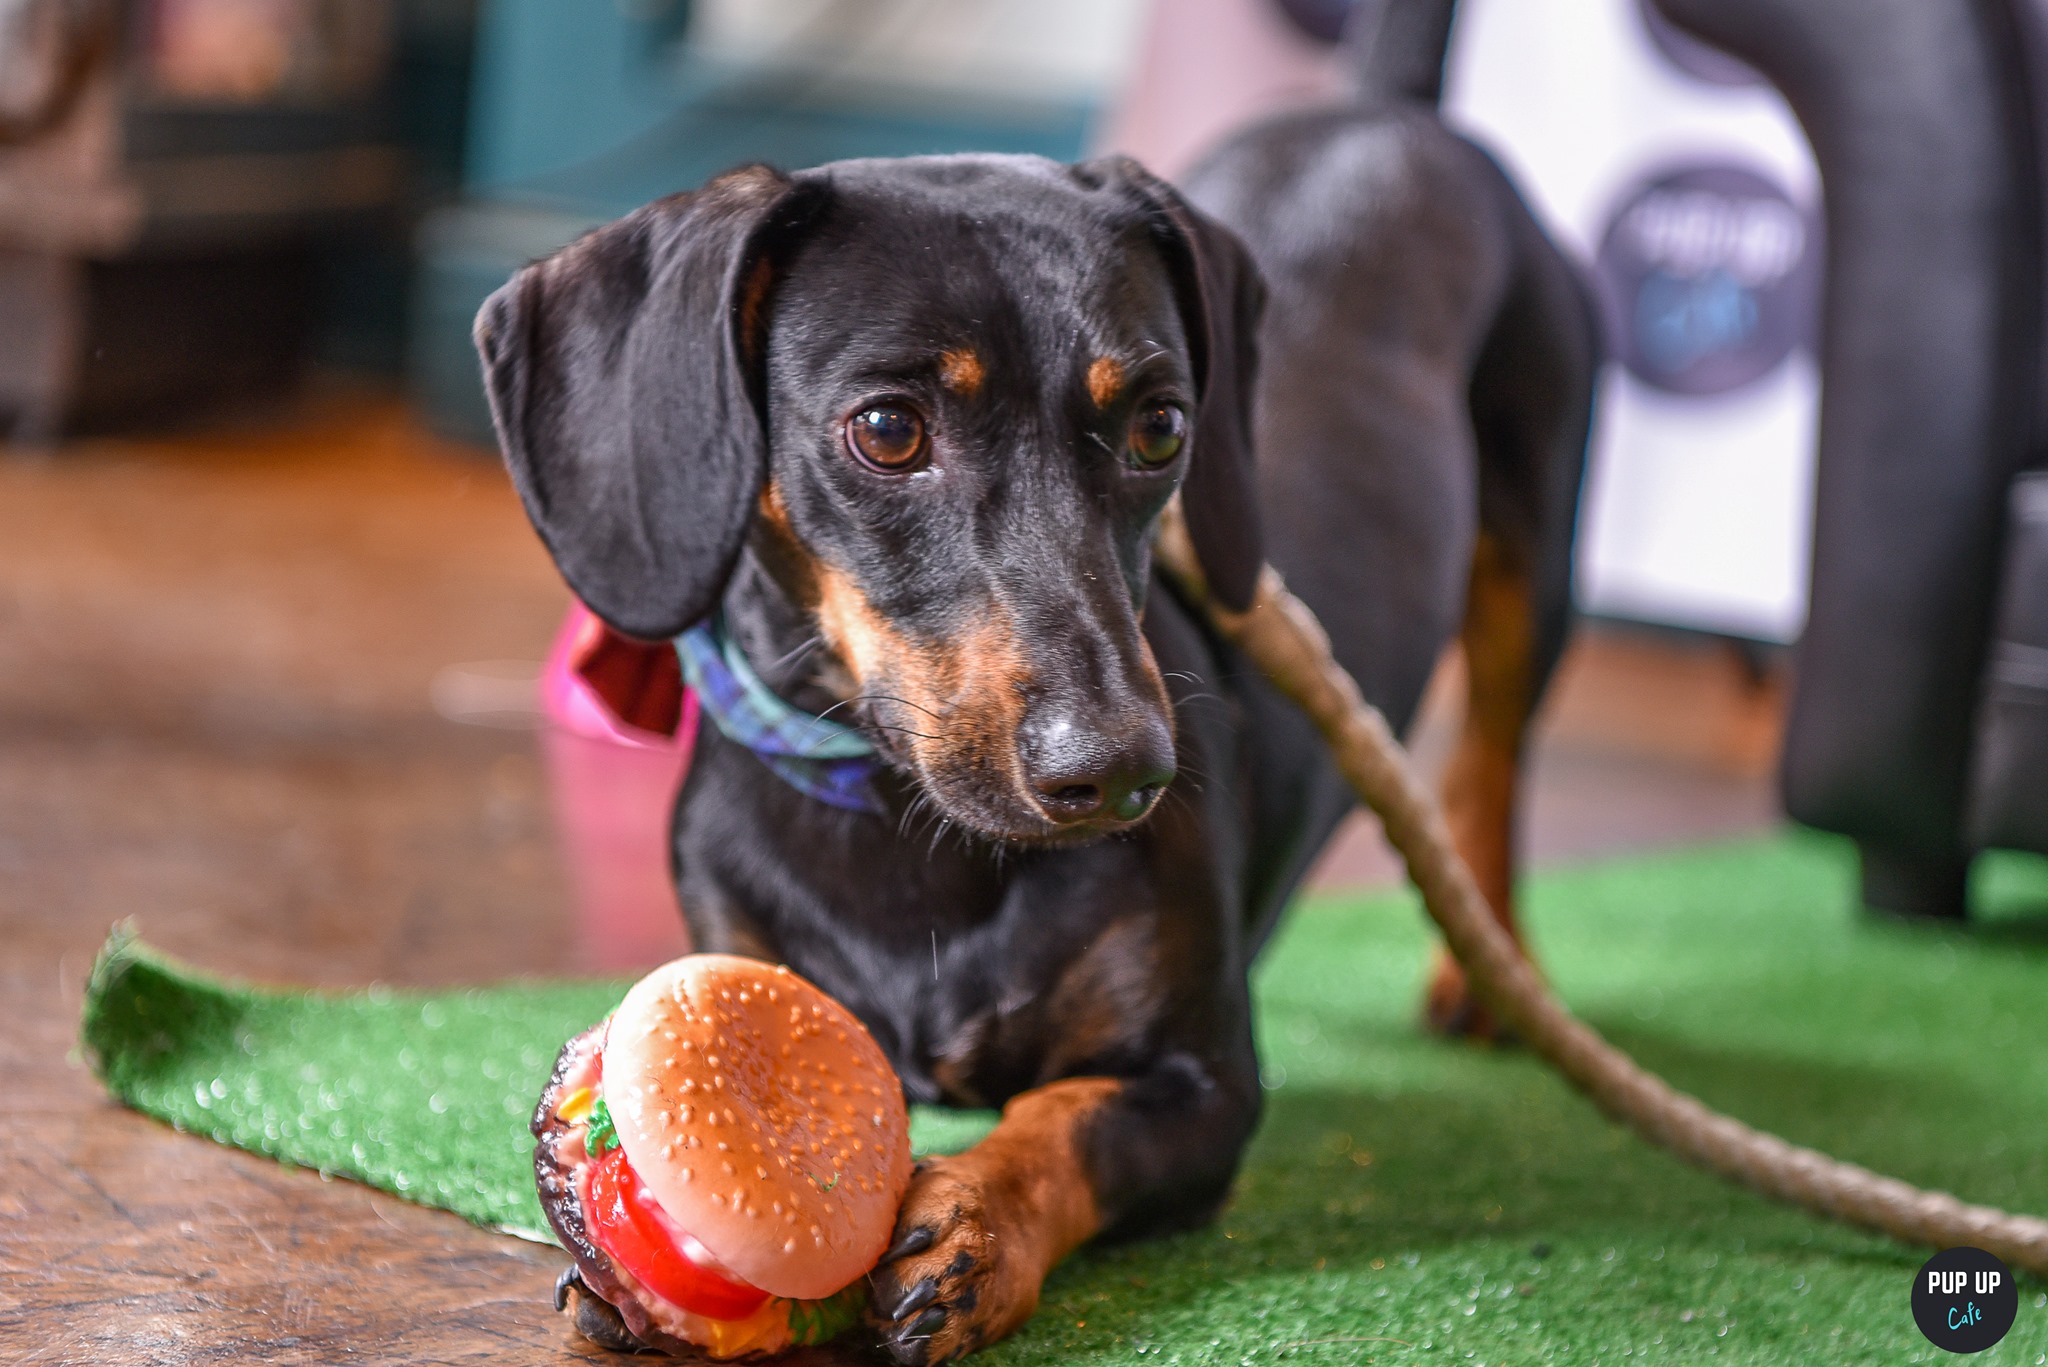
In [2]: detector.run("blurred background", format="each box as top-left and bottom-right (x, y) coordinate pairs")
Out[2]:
(0, 0), (2043, 976)
(4, 3), (2048, 1357)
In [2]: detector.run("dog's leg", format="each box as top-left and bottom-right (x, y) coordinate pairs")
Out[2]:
(1421, 216), (1595, 1040)
(869, 1060), (1254, 1364)
(870, 1079), (1114, 1364)
(1425, 532), (1538, 1039)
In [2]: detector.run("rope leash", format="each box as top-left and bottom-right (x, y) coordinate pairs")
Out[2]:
(1154, 505), (2048, 1275)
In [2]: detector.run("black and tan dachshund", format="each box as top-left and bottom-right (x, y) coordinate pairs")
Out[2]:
(475, 101), (1593, 1367)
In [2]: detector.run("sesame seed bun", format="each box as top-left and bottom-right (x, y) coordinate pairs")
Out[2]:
(602, 954), (912, 1302)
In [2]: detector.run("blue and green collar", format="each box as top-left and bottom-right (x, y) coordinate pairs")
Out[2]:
(675, 615), (884, 815)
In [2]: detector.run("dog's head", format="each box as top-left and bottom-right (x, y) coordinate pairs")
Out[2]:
(475, 155), (1263, 844)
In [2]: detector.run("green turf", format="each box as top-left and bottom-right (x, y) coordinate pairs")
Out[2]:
(82, 832), (2048, 1363)
(78, 932), (1003, 1241)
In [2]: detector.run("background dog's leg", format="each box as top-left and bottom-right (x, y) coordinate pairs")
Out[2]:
(1423, 217), (1595, 1039)
(1426, 533), (1539, 1038)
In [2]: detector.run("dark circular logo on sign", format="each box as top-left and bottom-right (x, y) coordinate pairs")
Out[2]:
(1594, 163), (1819, 397)
(1912, 1247), (2017, 1353)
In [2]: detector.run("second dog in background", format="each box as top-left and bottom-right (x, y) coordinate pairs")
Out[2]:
(1182, 2), (1597, 1035)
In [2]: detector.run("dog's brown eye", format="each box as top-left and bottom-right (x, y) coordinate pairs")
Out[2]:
(1129, 402), (1187, 468)
(846, 403), (927, 471)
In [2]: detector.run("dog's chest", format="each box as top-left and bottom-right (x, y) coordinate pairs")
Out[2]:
(788, 874), (1171, 1110)
(917, 912), (1167, 1107)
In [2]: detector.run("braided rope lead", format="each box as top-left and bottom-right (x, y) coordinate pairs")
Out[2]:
(1154, 505), (2048, 1274)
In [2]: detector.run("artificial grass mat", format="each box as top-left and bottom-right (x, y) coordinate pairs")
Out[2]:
(81, 831), (2048, 1364)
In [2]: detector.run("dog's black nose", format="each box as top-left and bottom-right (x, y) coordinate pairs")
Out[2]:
(1019, 716), (1175, 826)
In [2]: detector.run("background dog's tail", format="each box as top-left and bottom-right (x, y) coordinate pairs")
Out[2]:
(1344, 0), (1460, 105)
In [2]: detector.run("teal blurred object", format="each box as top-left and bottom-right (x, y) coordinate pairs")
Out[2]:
(411, 0), (1098, 442)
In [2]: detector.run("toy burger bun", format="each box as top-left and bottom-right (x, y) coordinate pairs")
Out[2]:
(534, 955), (913, 1358)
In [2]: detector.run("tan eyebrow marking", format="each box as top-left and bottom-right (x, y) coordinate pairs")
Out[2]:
(939, 348), (985, 396)
(757, 482), (795, 538)
(1086, 356), (1125, 408)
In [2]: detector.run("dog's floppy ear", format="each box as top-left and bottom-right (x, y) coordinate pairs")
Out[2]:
(474, 165), (816, 639)
(1093, 157), (1268, 612)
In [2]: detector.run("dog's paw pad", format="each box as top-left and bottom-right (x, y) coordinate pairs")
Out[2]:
(869, 1162), (1025, 1364)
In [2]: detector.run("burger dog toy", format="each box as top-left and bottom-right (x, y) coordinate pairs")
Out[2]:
(534, 954), (913, 1357)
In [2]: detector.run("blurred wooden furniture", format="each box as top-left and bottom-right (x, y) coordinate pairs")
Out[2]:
(0, 0), (401, 439)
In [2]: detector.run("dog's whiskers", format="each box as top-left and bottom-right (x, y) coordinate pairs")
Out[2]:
(815, 692), (949, 727)
(863, 722), (945, 742)
(827, 692), (947, 723)
(1161, 762), (1212, 801)
(896, 790), (939, 840)
(766, 633), (826, 672)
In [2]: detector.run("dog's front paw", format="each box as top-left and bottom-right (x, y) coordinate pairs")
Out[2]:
(868, 1157), (1041, 1365)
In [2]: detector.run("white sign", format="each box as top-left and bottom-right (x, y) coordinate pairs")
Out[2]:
(1446, 0), (1823, 642)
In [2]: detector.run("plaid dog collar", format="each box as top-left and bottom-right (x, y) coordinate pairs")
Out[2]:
(675, 615), (884, 815)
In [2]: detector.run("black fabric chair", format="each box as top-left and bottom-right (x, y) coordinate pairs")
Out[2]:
(1341, 0), (2048, 914)
(1970, 472), (2048, 856)
(1648, 0), (2048, 916)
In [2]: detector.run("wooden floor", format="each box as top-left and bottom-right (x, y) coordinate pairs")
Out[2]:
(0, 396), (1785, 1365)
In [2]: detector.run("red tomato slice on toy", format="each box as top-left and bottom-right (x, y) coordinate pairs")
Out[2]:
(585, 1147), (772, 1321)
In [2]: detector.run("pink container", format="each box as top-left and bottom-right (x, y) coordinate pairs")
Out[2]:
(539, 605), (699, 973)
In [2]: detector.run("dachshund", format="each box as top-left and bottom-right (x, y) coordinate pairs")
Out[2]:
(475, 127), (1592, 1362)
